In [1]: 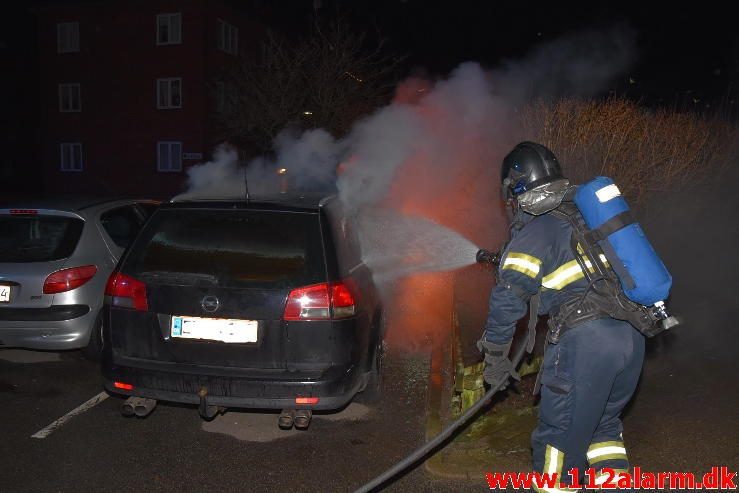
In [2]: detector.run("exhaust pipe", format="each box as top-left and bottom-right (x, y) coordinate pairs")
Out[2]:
(294, 409), (312, 430)
(278, 409), (295, 429)
(121, 397), (136, 417)
(134, 398), (157, 417)
(121, 397), (157, 418)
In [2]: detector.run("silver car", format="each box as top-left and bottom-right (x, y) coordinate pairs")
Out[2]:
(0, 198), (158, 357)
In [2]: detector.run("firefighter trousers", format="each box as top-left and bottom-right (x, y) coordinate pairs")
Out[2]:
(531, 317), (645, 491)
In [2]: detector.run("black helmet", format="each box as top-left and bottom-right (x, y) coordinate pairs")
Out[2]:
(501, 142), (564, 198)
(501, 142), (569, 215)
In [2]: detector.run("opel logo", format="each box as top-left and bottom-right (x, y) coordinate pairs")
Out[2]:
(201, 295), (220, 313)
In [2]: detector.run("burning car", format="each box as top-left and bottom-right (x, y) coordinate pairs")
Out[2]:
(102, 194), (383, 429)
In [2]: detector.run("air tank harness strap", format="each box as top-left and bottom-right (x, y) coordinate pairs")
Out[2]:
(583, 210), (636, 244)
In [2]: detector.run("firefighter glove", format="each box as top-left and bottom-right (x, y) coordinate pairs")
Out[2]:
(477, 339), (520, 389)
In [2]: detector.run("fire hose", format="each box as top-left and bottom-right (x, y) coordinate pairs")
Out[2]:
(354, 249), (526, 493)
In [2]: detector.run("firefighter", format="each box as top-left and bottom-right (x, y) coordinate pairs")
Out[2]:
(478, 142), (644, 490)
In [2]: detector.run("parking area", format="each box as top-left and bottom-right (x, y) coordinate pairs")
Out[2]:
(2, 183), (738, 493)
(0, 346), (483, 493)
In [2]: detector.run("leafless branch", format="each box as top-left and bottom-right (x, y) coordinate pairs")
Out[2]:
(210, 19), (404, 154)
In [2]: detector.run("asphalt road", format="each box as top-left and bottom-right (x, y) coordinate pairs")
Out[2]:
(0, 345), (487, 493)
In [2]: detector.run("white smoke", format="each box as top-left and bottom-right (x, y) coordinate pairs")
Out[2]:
(492, 24), (636, 101)
(181, 26), (636, 275)
(180, 145), (242, 200)
(180, 129), (342, 201)
(178, 26), (636, 350)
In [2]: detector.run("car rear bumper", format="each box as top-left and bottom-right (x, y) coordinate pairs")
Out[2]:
(103, 358), (366, 411)
(0, 305), (95, 350)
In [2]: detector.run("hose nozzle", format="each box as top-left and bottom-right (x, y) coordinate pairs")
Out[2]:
(476, 249), (501, 266)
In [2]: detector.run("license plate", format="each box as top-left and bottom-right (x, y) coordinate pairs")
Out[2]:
(171, 316), (258, 343)
(0, 285), (10, 303)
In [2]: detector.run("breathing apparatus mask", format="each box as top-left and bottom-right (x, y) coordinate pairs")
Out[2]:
(508, 177), (571, 215)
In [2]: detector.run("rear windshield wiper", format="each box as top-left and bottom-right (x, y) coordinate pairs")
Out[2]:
(138, 271), (219, 286)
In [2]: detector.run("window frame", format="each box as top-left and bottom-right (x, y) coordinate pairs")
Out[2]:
(57, 22), (80, 53)
(216, 19), (238, 55)
(156, 78), (182, 109)
(60, 142), (84, 172)
(58, 83), (81, 112)
(157, 141), (183, 173)
(156, 13), (182, 45)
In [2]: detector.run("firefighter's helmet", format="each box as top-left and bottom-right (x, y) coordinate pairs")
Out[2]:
(501, 142), (570, 215)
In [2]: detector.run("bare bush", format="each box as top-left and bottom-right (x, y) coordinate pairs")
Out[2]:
(520, 97), (738, 204)
(213, 21), (402, 154)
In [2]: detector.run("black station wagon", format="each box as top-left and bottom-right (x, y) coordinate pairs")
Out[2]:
(102, 194), (383, 429)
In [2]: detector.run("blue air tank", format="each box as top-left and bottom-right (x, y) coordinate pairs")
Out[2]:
(574, 176), (672, 306)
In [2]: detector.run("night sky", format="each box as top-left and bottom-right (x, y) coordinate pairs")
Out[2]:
(3, 1), (737, 116)
(255, 0), (738, 109)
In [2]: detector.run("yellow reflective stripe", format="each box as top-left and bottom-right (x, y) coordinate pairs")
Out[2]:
(587, 440), (628, 466)
(506, 252), (543, 266)
(589, 452), (628, 464)
(542, 260), (583, 289)
(588, 440), (625, 453)
(588, 446), (627, 459)
(502, 252), (542, 278)
(541, 255), (610, 290)
(503, 262), (539, 278)
(532, 445), (579, 493)
(544, 444), (563, 476)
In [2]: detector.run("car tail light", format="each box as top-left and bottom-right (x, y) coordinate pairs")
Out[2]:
(43, 265), (98, 294)
(10, 209), (38, 215)
(283, 281), (356, 321)
(114, 381), (134, 391)
(105, 273), (149, 311)
(330, 283), (356, 318)
(295, 396), (319, 405)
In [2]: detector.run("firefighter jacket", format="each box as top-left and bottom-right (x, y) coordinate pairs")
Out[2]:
(483, 210), (605, 344)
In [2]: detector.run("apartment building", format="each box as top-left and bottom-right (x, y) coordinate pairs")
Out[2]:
(36, 0), (257, 197)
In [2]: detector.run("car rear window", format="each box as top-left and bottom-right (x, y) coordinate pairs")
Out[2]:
(127, 208), (326, 289)
(0, 215), (84, 263)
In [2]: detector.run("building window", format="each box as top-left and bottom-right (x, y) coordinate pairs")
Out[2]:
(157, 13), (182, 45)
(157, 142), (182, 172)
(59, 83), (81, 112)
(57, 22), (80, 53)
(60, 143), (83, 171)
(157, 78), (182, 109)
(217, 19), (238, 55)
